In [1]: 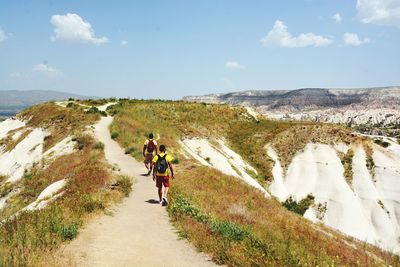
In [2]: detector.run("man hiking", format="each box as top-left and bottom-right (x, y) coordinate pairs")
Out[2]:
(152, 144), (174, 206)
(143, 133), (158, 176)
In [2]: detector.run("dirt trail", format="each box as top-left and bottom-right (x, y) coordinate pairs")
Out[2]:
(59, 116), (216, 267)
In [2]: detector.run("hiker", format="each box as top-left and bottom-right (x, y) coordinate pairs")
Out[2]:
(143, 133), (158, 175)
(152, 144), (174, 205)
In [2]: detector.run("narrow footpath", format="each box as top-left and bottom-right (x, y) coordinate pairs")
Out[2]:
(59, 116), (216, 267)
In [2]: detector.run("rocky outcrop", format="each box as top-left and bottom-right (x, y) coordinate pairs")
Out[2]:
(184, 87), (400, 128)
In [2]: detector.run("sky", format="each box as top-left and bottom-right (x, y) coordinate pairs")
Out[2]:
(0, 0), (399, 99)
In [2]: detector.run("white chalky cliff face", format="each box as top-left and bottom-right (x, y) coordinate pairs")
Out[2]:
(267, 139), (400, 253)
(180, 138), (270, 197)
(0, 118), (77, 214)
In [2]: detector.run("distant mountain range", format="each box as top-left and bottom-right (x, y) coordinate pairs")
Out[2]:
(0, 90), (95, 118)
(184, 86), (400, 137)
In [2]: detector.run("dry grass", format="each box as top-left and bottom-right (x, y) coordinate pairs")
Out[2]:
(0, 102), (132, 266)
(19, 103), (99, 151)
(110, 100), (400, 266)
(168, 162), (399, 266)
(271, 124), (357, 172)
(0, 133), (124, 266)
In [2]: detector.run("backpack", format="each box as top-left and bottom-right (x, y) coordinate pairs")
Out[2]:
(156, 154), (168, 173)
(147, 139), (155, 153)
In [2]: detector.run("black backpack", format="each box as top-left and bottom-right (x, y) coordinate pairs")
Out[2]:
(156, 154), (168, 173)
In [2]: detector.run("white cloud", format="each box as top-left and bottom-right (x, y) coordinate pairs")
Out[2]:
(332, 13), (342, 24)
(357, 0), (400, 27)
(50, 13), (109, 45)
(343, 32), (370, 46)
(120, 40), (128, 46)
(0, 27), (9, 42)
(32, 63), (63, 77)
(261, 20), (333, 48)
(225, 61), (245, 69)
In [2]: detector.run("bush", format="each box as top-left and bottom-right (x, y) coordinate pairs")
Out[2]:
(86, 106), (107, 117)
(93, 142), (105, 150)
(282, 194), (315, 216)
(125, 147), (135, 154)
(116, 175), (133, 197)
(59, 223), (79, 240)
(86, 106), (100, 114)
(374, 139), (390, 148)
(111, 132), (119, 140)
(82, 195), (105, 213)
(210, 220), (248, 241)
(171, 157), (180, 164)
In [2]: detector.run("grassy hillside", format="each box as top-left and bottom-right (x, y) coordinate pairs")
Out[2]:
(0, 103), (130, 266)
(109, 100), (399, 266)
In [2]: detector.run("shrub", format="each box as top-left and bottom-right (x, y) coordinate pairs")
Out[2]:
(82, 195), (105, 213)
(93, 142), (105, 150)
(210, 220), (248, 241)
(116, 175), (133, 197)
(171, 157), (180, 164)
(282, 194), (315, 216)
(374, 139), (390, 148)
(86, 106), (107, 117)
(59, 223), (79, 240)
(111, 132), (119, 140)
(125, 147), (135, 154)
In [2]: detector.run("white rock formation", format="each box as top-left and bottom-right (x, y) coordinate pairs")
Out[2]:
(267, 141), (400, 253)
(180, 138), (270, 197)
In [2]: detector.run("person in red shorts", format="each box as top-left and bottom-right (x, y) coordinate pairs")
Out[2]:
(143, 133), (158, 176)
(152, 144), (174, 205)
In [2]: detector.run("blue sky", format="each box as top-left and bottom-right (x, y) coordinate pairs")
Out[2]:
(0, 0), (399, 99)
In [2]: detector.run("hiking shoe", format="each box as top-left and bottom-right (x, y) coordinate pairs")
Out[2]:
(162, 197), (168, 206)
(159, 200), (163, 205)
(147, 170), (151, 176)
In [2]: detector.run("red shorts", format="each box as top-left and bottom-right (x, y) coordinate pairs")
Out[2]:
(156, 176), (170, 188)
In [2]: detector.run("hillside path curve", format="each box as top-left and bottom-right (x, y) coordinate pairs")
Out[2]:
(59, 116), (216, 267)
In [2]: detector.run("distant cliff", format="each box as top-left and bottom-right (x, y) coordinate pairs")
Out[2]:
(184, 87), (400, 136)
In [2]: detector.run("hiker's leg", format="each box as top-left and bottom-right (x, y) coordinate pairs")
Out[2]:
(158, 187), (163, 201)
(164, 186), (169, 198)
(156, 176), (163, 201)
(163, 176), (170, 198)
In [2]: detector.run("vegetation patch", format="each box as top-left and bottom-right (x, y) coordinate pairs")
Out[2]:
(86, 106), (107, 117)
(19, 103), (99, 151)
(282, 194), (315, 216)
(93, 141), (105, 150)
(363, 143), (376, 182)
(115, 175), (133, 197)
(272, 124), (356, 173)
(374, 139), (390, 148)
(340, 149), (354, 187)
